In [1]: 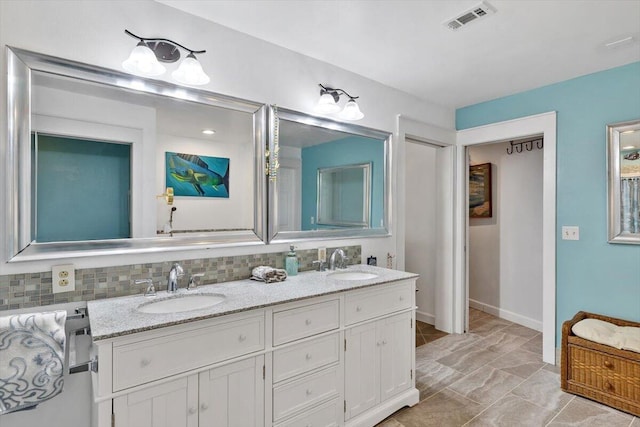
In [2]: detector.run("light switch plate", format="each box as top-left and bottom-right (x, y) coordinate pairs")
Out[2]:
(52, 264), (75, 293)
(562, 226), (580, 241)
(318, 247), (327, 262)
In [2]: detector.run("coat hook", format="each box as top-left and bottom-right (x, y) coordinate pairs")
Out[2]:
(506, 141), (514, 155)
(515, 143), (523, 153)
(536, 139), (544, 149)
(525, 140), (533, 151)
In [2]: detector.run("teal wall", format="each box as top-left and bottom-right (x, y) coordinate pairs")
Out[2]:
(35, 135), (131, 242)
(301, 136), (385, 230)
(456, 62), (640, 345)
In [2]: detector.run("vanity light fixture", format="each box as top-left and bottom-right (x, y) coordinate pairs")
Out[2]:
(122, 29), (210, 85)
(314, 84), (364, 121)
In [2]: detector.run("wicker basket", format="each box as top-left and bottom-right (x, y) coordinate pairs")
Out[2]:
(561, 311), (640, 416)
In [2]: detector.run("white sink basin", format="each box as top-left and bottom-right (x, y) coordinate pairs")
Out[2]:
(327, 271), (378, 281)
(137, 294), (226, 314)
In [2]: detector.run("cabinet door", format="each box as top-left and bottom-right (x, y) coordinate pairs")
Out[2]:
(380, 312), (413, 401)
(344, 321), (379, 420)
(199, 355), (264, 427)
(113, 375), (198, 427)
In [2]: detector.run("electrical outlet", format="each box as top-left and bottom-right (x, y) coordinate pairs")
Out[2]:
(52, 264), (75, 293)
(318, 247), (327, 262)
(562, 226), (580, 241)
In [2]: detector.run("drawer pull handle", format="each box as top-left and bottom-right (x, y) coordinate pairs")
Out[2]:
(238, 334), (246, 342)
(356, 306), (362, 312)
(140, 358), (151, 367)
(305, 319), (312, 326)
(604, 381), (613, 390)
(306, 389), (313, 396)
(200, 403), (209, 412)
(188, 407), (197, 415)
(305, 353), (312, 361)
(604, 361), (613, 368)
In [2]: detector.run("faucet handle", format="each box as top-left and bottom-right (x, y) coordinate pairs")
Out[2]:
(188, 273), (204, 290)
(173, 263), (185, 276)
(312, 260), (326, 272)
(135, 279), (157, 297)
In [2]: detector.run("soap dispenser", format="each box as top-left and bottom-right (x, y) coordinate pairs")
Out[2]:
(285, 245), (299, 276)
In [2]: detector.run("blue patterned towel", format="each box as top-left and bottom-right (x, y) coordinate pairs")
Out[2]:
(0, 311), (67, 415)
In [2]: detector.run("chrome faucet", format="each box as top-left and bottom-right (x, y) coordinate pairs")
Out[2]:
(328, 249), (347, 270)
(167, 263), (184, 292)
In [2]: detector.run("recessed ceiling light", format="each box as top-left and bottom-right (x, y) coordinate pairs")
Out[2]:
(622, 145), (636, 150)
(202, 129), (216, 135)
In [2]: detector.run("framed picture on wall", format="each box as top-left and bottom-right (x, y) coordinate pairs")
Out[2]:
(469, 162), (492, 218)
(166, 152), (230, 198)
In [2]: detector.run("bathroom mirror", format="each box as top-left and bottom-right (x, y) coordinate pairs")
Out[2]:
(317, 163), (371, 227)
(267, 107), (390, 242)
(6, 47), (266, 261)
(607, 119), (640, 244)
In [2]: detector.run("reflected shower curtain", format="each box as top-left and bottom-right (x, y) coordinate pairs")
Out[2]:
(621, 177), (640, 233)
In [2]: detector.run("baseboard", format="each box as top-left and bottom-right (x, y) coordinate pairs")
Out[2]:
(345, 388), (419, 427)
(416, 310), (435, 325)
(469, 299), (542, 332)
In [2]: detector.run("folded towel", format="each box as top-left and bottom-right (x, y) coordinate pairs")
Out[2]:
(251, 266), (288, 283)
(0, 311), (67, 414)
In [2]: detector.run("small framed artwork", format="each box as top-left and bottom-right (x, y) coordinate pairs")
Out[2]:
(166, 152), (230, 198)
(469, 163), (492, 218)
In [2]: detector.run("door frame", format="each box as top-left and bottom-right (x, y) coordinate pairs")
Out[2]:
(456, 111), (557, 364)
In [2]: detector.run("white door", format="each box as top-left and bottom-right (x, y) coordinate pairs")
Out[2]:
(114, 375), (198, 427)
(379, 312), (413, 401)
(344, 322), (379, 420)
(199, 356), (264, 427)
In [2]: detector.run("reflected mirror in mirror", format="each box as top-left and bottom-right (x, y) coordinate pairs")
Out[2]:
(607, 119), (640, 244)
(7, 48), (265, 261)
(269, 107), (390, 242)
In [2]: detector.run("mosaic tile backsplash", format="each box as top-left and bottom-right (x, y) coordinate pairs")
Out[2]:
(0, 245), (361, 310)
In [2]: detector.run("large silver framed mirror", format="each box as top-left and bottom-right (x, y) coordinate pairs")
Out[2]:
(607, 119), (640, 244)
(6, 47), (267, 261)
(267, 107), (391, 242)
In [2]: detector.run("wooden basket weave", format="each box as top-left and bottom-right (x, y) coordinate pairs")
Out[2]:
(561, 311), (640, 416)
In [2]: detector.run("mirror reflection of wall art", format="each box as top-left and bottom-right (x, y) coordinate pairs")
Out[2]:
(166, 152), (230, 198)
(469, 163), (492, 218)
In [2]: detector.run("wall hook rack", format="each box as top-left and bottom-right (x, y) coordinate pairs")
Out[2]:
(507, 137), (544, 155)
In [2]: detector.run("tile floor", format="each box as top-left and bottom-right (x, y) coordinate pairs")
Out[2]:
(378, 308), (639, 427)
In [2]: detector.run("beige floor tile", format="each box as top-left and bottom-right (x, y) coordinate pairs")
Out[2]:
(393, 389), (485, 427)
(436, 344), (502, 374)
(447, 365), (523, 405)
(469, 317), (512, 337)
(416, 343), (451, 361)
(415, 359), (466, 400)
(520, 333), (543, 354)
(547, 397), (633, 426)
(465, 393), (558, 426)
(501, 324), (539, 339)
(631, 417), (640, 426)
(479, 331), (530, 354)
(488, 347), (544, 379)
(376, 418), (404, 427)
(428, 332), (483, 352)
(511, 369), (573, 412)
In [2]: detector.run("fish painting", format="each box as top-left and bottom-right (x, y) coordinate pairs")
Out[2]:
(166, 152), (229, 198)
(623, 151), (640, 161)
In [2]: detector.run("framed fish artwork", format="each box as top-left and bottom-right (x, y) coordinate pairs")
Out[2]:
(166, 152), (230, 198)
(469, 162), (492, 218)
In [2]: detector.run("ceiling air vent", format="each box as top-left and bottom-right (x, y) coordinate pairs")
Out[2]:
(444, 1), (496, 31)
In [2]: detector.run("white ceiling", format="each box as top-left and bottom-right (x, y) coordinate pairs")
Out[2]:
(157, 0), (640, 109)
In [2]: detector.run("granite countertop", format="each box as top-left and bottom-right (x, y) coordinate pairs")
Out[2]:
(87, 265), (418, 341)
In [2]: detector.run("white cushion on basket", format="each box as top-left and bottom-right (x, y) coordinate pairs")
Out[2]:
(572, 318), (640, 353)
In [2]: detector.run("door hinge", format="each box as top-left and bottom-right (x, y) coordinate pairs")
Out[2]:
(111, 413), (115, 427)
(410, 369), (413, 380)
(344, 400), (346, 413)
(344, 338), (347, 352)
(410, 318), (413, 329)
(262, 365), (265, 380)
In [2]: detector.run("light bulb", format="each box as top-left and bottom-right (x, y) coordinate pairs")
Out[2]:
(122, 41), (165, 77)
(340, 99), (364, 121)
(315, 93), (341, 114)
(172, 53), (210, 86)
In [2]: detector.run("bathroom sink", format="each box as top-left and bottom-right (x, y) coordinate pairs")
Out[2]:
(327, 271), (378, 281)
(137, 294), (226, 314)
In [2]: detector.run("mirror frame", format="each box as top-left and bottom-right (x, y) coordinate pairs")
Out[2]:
(267, 106), (391, 243)
(6, 46), (267, 262)
(316, 162), (371, 227)
(607, 118), (640, 244)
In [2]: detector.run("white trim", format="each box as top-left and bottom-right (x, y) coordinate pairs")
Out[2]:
(415, 311), (435, 325)
(469, 299), (542, 332)
(456, 111), (557, 364)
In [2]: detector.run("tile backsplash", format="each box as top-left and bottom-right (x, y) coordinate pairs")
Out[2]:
(0, 245), (361, 310)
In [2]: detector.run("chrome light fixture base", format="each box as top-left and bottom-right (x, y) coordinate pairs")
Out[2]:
(315, 83), (364, 121)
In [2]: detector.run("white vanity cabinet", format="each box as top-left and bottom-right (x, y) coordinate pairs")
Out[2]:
(91, 273), (418, 427)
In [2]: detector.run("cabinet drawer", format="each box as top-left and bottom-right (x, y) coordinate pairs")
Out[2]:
(568, 345), (640, 401)
(273, 366), (340, 422)
(275, 398), (342, 427)
(113, 314), (264, 391)
(273, 299), (339, 346)
(273, 333), (340, 383)
(345, 281), (413, 325)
